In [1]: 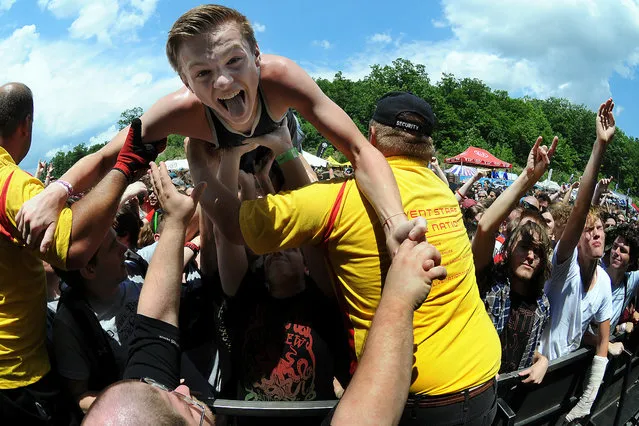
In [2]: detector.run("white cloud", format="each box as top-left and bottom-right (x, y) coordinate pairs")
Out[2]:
(312, 39), (332, 49)
(431, 19), (447, 28)
(369, 33), (392, 43)
(252, 21), (266, 33)
(45, 145), (71, 159)
(38, 0), (158, 44)
(89, 124), (119, 146)
(0, 0), (16, 12)
(1, 24), (181, 168)
(306, 0), (639, 112)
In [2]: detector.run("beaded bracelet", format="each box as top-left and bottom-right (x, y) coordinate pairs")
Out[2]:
(53, 179), (74, 196)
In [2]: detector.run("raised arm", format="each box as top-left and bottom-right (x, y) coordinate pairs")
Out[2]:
(430, 157), (448, 184)
(198, 203), (218, 277)
(269, 58), (414, 253)
(49, 120), (161, 269)
(331, 239), (447, 426)
(15, 88), (207, 253)
(137, 161), (205, 326)
(214, 145), (254, 297)
(557, 99), (615, 264)
(455, 171), (483, 202)
(592, 177), (613, 206)
(249, 117), (312, 191)
(563, 181), (579, 205)
(473, 137), (557, 272)
(186, 137), (245, 245)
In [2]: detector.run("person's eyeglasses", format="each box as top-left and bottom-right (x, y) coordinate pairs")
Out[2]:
(520, 201), (539, 212)
(141, 377), (206, 426)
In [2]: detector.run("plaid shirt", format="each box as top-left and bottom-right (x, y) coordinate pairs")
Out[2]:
(480, 273), (550, 370)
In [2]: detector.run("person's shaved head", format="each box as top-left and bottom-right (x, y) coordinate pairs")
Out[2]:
(84, 381), (189, 426)
(0, 82), (33, 139)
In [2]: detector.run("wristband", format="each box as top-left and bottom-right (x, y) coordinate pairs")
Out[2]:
(621, 323), (627, 333)
(53, 179), (73, 196)
(185, 241), (200, 254)
(456, 189), (465, 199)
(275, 147), (300, 166)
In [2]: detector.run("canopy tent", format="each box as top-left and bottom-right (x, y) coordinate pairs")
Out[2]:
(446, 165), (477, 177)
(301, 150), (328, 168)
(445, 147), (512, 169)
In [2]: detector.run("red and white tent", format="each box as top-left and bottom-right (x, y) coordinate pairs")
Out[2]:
(445, 146), (512, 169)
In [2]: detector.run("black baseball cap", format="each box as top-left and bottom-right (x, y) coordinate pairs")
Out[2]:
(372, 91), (435, 136)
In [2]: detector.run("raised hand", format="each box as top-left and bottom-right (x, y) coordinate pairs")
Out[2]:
(254, 150), (275, 180)
(596, 98), (616, 145)
(246, 117), (292, 155)
(232, 140), (259, 156)
(524, 136), (558, 183)
(184, 136), (221, 173)
(148, 161), (205, 227)
(598, 176), (613, 191)
(35, 160), (46, 180)
(113, 118), (166, 182)
(383, 238), (447, 311)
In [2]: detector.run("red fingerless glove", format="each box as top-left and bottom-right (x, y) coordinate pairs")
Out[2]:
(113, 118), (167, 181)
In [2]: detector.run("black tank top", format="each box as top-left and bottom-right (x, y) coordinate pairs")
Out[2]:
(204, 85), (286, 149)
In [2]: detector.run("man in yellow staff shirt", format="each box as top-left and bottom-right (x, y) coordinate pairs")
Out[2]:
(190, 91), (501, 425)
(0, 82), (163, 423)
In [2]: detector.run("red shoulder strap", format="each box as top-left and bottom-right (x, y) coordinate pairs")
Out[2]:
(0, 171), (20, 242)
(322, 180), (348, 245)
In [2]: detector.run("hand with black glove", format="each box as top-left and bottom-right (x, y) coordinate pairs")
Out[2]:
(113, 118), (166, 181)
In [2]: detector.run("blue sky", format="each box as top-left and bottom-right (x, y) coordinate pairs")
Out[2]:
(1, 0), (638, 173)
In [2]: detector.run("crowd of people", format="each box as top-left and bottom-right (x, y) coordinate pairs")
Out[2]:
(1, 4), (638, 426)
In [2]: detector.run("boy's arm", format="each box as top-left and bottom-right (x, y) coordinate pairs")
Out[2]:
(16, 88), (207, 253)
(556, 99), (615, 264)
(269, 57), (418, 254)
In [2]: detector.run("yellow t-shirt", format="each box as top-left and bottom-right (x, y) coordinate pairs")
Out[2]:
(240, 156), (501, 395)
(0, 147), (73, 389)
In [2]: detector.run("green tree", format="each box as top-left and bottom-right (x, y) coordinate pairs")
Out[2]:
(117, 107), (144, 130)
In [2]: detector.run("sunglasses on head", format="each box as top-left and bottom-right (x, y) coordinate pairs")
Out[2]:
(520, 201), (539, 212)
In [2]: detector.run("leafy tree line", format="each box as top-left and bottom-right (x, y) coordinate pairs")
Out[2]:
(302, 59), (639, 195)
(48, 58), (639, 197)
